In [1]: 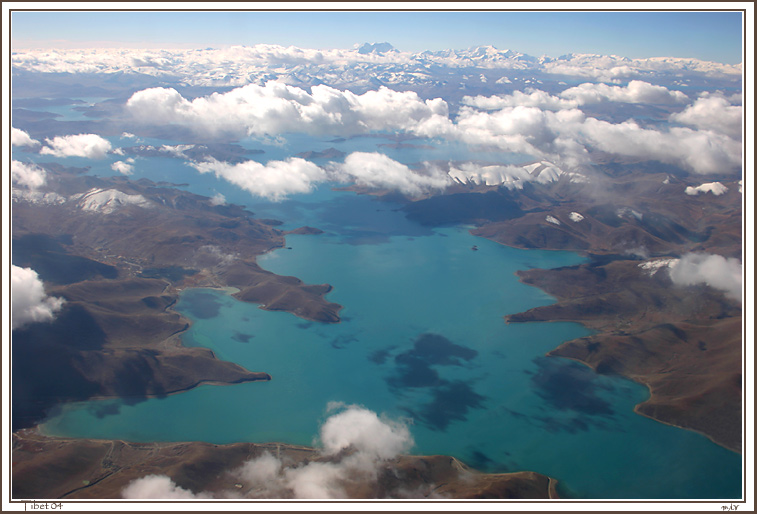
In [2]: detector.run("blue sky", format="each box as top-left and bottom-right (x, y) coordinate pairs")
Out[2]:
(10, 9), (745, 64)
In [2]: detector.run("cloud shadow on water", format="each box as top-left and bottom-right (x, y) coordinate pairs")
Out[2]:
(179, 290), (223, 319)
(385, 333), (485, 431)
(530, 357), (615, 417)
(232, 332), (254, 343)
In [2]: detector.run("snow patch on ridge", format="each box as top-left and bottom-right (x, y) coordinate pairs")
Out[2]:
(685, 182), (728, 196)
(638, 258), (679, 276)
(449, 160), (585, 189)
(12, 188), (67, 205)
(72, 188), (152, 214)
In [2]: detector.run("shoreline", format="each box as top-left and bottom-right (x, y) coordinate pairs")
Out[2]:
(493, 236), (742, 454)
(12, 429), (559, 500)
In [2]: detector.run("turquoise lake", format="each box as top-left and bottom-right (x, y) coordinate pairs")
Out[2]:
(12, 105), (741, 499)
(40, 188), (742, 500)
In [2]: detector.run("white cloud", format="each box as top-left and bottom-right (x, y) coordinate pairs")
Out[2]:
(542, 54), (740, 82)
(39, 133), (112, 159)
(189, 157), (328, 201)
(450, 105), (591, 168)
(189, 153), (451, 201)
(685, 182), (728, 196)
(122, 475), (211, 499)
(462, 89), (577, 111)
(126, 82), (449, 138)
(11, 160), (47, 189)
(11, 265), (65, 330)
(569, 212), (584, 222)
(127, 81), (740, 177)
(670, 94), (743, 139)
(110, 160), (134, 175)
(575, 118), (742, 175)
(464, 81), (689, 111)
(668, 253), (742, 302)
(333, 152), (450, 197)
(448, 99), (741, 175)
(122, 404), (417, 500)
(12, 46), (741, 89)
(12, 127), (40, 147)
(319, 403), (413, 459)
(559, 80), (688, 105)
(210, 192), (226, 206)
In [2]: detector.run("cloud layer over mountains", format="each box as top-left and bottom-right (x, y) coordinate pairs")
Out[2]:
(11, 44), (742, 88)
(11, 43), (744, 201)
(126, 83), (450, 138)
(124, 81), (742, 176)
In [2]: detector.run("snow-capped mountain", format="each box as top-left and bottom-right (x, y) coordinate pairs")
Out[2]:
(11, 43), (741, 91)
(448, 160), (587, 189)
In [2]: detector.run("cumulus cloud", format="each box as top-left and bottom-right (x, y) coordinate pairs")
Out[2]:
(111, 160), (134, 175)
(242, 403), (414, 499)
(122, 475), (211, 499)
(446, 100), (742, 175)
(578, 118), (741, 174)
(559, 80), (688, 105)
(450, 105), (591, 168)
(542, 54), (740, 82)
(685, 182), (728, 196)
(670, 94), (743, 139)
(189, 157), (328, 201)
(11, 160), (47, 189)
(126, 82), (449, 138)
(462, 89), (577, 111)
(462, 81), (687, 112)
(210, 192), (226, 206)
(12, 127), (40, 147)
(332, 152), (450, 197)
(122, 404), (417, 500)
(126, 80), (740, 176)
(319, 402), (413, 458)
(11, 265), (65, 330)
(39, 133), (112, 159)
(668, 253), (742, 302)
(189, 153), (452, 201)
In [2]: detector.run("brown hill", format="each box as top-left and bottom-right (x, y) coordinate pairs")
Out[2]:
(11, 430), (558, 500)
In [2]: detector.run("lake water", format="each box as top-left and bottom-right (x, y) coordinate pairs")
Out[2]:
(39, 188), (741, 500)
(13, 108), (741, 499)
